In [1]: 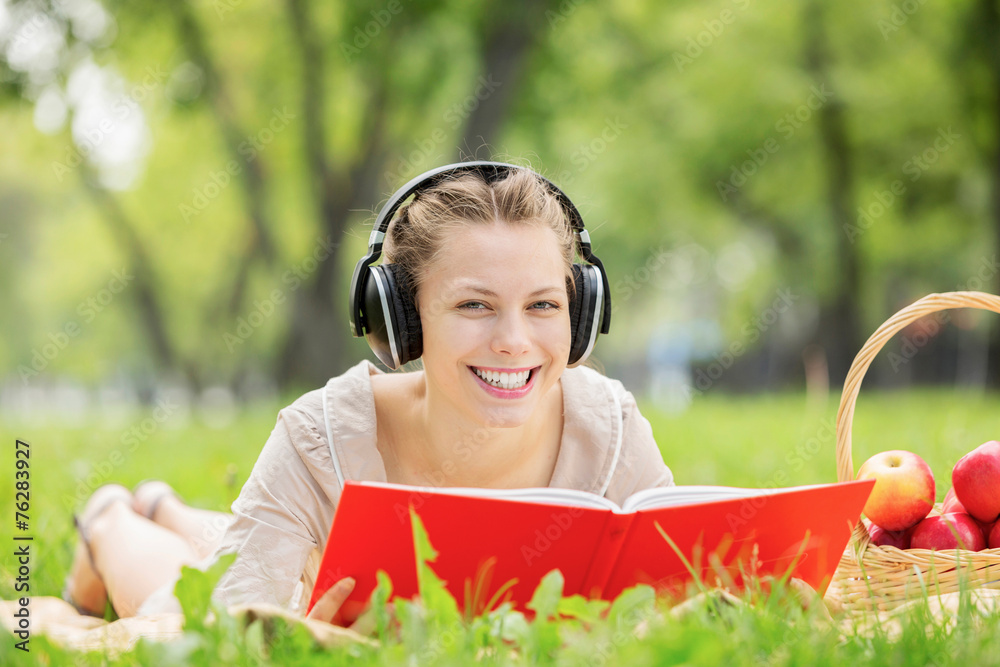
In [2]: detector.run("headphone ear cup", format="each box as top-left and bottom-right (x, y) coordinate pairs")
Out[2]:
(360, 264), (422, 369)
(567, 264), (596, 366)
(360, 265), (395, 369)
(380, 264), (422, 366)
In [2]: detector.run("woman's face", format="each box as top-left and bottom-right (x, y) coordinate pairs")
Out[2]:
(417, 221), (572, 428)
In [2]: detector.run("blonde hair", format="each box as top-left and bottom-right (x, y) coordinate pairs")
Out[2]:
(383, 168), (576, 301)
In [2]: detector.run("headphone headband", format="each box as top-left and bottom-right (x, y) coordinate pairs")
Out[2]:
(349, 161), (611, 344)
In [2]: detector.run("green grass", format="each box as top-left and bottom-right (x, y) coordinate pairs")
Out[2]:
(3, 388), (1000, 665)
(646, 388), (1000, 492)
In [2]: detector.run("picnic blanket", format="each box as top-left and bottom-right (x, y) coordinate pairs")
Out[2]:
(0, 597), (371, 656)
(6, 588), (1000, 656)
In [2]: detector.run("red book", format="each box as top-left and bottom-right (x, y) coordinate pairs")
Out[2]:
(309, 479), (875, 624)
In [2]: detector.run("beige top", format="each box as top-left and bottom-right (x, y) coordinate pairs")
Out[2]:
(212, 360), (673, 613)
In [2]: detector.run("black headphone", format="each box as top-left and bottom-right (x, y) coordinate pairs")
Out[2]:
(348, 161), (612, 370)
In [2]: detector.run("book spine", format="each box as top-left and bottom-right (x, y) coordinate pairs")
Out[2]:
(579, 513), (637, 598)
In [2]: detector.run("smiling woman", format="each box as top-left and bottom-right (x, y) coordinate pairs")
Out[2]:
(417, 222), (570, 424)
(62, 161), (674, 632)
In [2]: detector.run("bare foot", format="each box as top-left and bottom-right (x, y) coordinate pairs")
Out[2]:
(132, 480), (180, 522)
(64, 484), (133, 617)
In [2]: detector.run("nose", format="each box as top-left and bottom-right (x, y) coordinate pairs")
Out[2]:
(490, 311), (532, 357)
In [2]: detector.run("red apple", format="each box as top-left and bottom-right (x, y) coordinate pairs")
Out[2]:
(987, 521), (1000, 549)
(867, 522), (911, 549)
(952, 441), (1000, 523)
(942, 487), (967, 514)
(910, 513), (986, 551)
(857, 450), (935, 531)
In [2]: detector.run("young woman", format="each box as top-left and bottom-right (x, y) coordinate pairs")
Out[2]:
(63, 162), (674, 628)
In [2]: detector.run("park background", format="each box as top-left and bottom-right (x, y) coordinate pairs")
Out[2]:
(3, 0), (1000, 594)
(5, 0), (1000, 412)
(5, 1), (1000, 663)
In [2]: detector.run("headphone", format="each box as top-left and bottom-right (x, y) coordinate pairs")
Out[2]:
(348, 161), (612, 370)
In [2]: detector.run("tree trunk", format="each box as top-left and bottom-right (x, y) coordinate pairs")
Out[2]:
(276, 0), (390, 386)
(979, 0), (1000, 386)
(803, 0), (863, 387)
(276, 2), (551, 387)
(456, 5), (547, 159)
(173, 0), (278, 327)
(80, 170), (180, 377)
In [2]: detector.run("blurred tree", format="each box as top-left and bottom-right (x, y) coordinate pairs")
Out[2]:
(1, 0), (560, 388)
(801, 0), (863, 383)
(2, 0), (999, 394)
(960, 0), (1000, 385)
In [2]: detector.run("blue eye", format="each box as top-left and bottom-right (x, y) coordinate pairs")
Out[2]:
(458, 301), (559, 311)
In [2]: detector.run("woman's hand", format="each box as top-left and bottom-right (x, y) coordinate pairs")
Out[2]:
(306, 577), (378, 634)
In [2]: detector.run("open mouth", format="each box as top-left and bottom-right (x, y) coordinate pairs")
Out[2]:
(470, 366), (535, 391)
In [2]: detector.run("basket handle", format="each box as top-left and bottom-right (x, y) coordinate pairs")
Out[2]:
(835, 290), (1000, 484)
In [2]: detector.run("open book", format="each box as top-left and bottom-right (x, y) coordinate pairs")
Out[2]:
(309, 478), (875, 624)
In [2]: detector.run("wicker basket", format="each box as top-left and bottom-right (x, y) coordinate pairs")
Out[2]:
(824, 291), (1000, 615)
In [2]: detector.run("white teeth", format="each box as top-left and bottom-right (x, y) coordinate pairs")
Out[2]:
(474, 368), (531, 389)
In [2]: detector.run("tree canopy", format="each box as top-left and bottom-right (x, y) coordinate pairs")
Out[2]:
(2, 0), (998, 397)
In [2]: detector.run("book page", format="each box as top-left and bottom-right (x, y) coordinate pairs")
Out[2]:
(620, 482), (839, 513)
(353, 480), (848, 515)
(354, 480), (622, 511)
